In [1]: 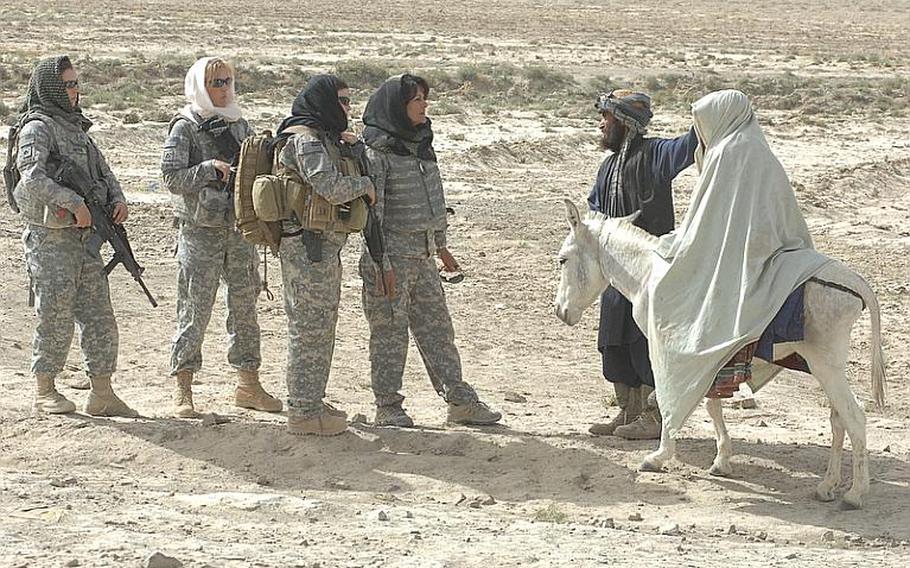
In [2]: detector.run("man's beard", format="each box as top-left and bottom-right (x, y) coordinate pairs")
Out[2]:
(599, 123), (626, 152)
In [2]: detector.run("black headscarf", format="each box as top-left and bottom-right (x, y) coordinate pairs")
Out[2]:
(362, 74), (436, 162)
(277, 74), (348, 138)
(20, 55), (91, 130)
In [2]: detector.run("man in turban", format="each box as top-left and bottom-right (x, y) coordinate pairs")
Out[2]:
(587, 89), (698, 439)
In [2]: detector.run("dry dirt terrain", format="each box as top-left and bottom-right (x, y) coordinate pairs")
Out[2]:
(1, 1), (909, 566)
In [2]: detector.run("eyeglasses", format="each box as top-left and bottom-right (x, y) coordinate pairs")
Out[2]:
(210, 77), (233, 88)
(338, 96), (351, 106)
(63, 80), (79, 89)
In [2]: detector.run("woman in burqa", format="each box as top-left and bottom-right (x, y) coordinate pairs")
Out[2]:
(359, 73), (501, 428)
(275, 74), (376, 436)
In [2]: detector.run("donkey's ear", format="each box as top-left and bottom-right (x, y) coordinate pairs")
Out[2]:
(563, 199), (582, 230)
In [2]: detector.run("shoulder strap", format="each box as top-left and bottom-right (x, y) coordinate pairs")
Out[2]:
(167, 113), (191, 135)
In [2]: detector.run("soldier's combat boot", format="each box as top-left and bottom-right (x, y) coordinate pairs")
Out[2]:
(234, 369), (283, 412)
(174, 369), (198, 418)
(85, 375), (139, 418)
(447, 400), (502, 425)
(287, 408), (348, 436)
(589, 383), (642, 436)
(374, 404), (415, 428)
(34, 374), (77, 414)
(614, 387), (661, 440)
(322, 401), (346, 418)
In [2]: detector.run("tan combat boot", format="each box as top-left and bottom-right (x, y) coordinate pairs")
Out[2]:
(174, 370), (198, 418)
(614, 387), (661, 440)
(589, 383), (642, 436)
(287, 408), (348, 436)
(34, 374), (77, 414)
(374, 404), (415, 428)
(85, 376), (139, 418)
(234, 369), (283, 412)
(447, 400), (502, 425)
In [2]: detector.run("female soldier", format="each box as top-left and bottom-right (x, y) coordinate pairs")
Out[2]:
(13, 56), (136, 416)
(276, 74), (375, 436)
(161, 57), (282, 417)
(360, 74), (501, 427)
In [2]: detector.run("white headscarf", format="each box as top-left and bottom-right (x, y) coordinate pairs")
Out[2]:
(639, 90), (831, 437)
(181, 56), (242, 123)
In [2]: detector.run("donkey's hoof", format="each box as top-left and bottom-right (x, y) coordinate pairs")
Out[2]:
(838, 492), (864, 511)
(814, 486), (837, 503)
(639, 458), (664, 473)
(709, 462), (732, 477)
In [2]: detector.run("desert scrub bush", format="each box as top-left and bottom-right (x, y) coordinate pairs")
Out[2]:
(534, 503), (568, 523)
(335, 60), (391, 90)
(523, 65), (576, 95)
(236, 64), (299, 96)
(430, 98), (462, 115)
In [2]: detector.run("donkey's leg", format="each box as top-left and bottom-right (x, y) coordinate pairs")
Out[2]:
(815, 408), (845, 502)
(809, 360), (868, 509)
(706, 398), (733, 476)
(640, 423), (676, 472)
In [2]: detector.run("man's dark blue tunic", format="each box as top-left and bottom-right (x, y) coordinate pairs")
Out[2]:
(587, 129), (698, 388)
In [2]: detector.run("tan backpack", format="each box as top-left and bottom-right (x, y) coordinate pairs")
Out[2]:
(233, 130), (283, 251)
(233, 126), (369, 252)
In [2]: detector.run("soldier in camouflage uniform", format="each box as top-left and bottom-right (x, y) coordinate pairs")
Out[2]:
(161, 57), (281, 418)
(13, 56), (137, 417)
(276, 74), (376, 436)
(360, 74), (501, 427)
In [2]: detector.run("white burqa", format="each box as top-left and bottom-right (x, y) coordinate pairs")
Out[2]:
(634, 90), (832, 437)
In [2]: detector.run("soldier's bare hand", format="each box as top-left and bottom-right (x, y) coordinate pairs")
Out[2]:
(437, 247), (460, 273)
(365, 184), (377, 205)
(340, 131), (359, 145)
(376, 267), (396, 299)
(212, 159), (232, 182)
(73, 203), (92, 227)
(112, 202), (129, 224)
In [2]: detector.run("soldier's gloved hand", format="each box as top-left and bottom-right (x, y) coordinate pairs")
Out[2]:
(112, 202), (129, 224)
(73, 203), (92, 227)
(212, 159), (232, 182)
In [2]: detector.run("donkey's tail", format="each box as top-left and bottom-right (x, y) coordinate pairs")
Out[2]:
(854, 274), (887, 409)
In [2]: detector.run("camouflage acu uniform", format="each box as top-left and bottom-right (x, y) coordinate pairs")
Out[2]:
(161, 113), (262, 374)
(14, 112), (124, 378)
(360, 148), (478, 408)
(278, 126), (372, 418)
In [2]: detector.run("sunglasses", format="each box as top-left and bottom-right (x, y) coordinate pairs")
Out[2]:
(210, 77), (233, 88)
(63, 80), (79, 89)
(338, 96), (351, 106)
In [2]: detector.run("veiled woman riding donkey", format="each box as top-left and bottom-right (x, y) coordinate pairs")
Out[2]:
(556, 89), (886, 510)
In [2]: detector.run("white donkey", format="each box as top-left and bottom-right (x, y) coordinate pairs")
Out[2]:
(555, 200), (886, 509)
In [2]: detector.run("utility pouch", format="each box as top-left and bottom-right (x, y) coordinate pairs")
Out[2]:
(252, 175), (290, 223)
(301, 230), (323, 262)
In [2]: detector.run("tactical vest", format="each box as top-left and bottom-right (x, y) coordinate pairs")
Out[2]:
(273, 126), (367, 234)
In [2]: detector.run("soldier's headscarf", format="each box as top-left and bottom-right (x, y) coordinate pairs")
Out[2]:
(277, 74), (348, 138)
(595, 89), (653, 217)
(182, 56), (243, 123)
(20, 55), (91, 130)
(362, 74), (436, 162)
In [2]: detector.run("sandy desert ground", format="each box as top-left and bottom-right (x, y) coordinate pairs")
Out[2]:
(0, 1), (909, 566)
